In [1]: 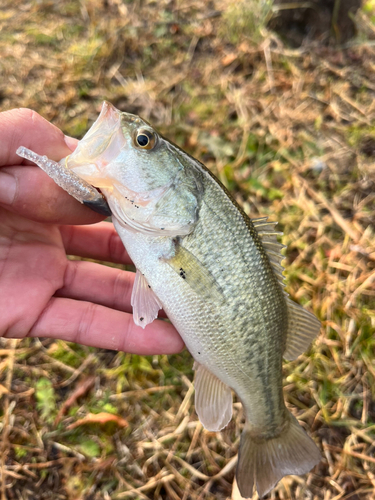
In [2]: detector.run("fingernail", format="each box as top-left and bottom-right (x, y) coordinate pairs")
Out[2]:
(0, 171), (17, 205)
(64, 135), (78, 151)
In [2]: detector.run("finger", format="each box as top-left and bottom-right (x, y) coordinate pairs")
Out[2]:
(0, 108), (77, 166)
(27, 297), (184, 355)
(55, 260), (168, 318)
(55, 260), (134, 313)
(60, 222), (133, 265)
(0, 165), (106, 225)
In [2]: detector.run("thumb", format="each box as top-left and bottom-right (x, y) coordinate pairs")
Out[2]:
(0, 108), (105, 225)
(0, 108), (77, 166)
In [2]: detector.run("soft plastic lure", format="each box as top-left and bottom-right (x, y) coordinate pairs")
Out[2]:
(16, 146), (111, 216)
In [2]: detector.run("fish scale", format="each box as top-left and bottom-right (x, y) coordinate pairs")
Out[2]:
(117, 172), (288, 431)
(17, 101), (322, 499)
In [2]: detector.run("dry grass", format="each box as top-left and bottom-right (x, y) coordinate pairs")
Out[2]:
(1, 0), (375, 499)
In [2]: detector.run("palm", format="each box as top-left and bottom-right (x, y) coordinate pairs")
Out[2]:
(1, 206), (69, 337)
(1, 206), (183, 353)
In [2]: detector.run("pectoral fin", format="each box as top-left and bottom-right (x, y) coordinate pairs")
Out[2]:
(131, 269), (162, 328)
(194, 362), (232, 432)
(166, 245), (224, 303)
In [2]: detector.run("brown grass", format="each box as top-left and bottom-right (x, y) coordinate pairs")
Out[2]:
(1, 0), (375, 499)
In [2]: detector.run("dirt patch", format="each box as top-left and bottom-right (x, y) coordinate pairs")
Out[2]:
(269, 0), (362, 46)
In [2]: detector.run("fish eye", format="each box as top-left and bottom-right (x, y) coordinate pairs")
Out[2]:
(135, 129), (157, 150)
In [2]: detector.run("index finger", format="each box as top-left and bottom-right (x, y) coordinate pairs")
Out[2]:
(27, 297), (184, 355)
(0, 108), (77, 167)
(60, 222), (133, 265)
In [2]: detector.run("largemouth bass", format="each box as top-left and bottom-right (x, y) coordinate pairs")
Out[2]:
(17, 101), (321, 498)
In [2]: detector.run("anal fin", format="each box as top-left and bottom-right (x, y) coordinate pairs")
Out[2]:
(284, 298), (321, 360)
(131, 269), (162, 329)
(194, 362), (232, 432)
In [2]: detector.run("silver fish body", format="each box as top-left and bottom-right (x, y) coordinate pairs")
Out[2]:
(116, 171), (288, 429)
(19, 102), (321, 498)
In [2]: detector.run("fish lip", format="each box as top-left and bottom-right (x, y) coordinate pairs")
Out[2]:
(83, 195), (112, 216)
(99, 100), (121, 123)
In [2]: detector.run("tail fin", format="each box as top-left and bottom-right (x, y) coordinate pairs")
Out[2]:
(236, 412), (321, 498)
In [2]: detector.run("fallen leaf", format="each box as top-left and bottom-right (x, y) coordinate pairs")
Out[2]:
(55, 376), (95, 425)
(66, 412), (128, 430)
(221, 53), (237, 66)
(0, 383), (9, 397)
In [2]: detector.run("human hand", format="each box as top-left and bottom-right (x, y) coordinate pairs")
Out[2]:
(0, 108), (184, 354)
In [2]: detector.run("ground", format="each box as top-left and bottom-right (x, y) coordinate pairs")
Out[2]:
(1, 1), (375, 499)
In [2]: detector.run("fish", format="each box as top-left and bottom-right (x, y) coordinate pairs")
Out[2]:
(17, 101), (321, 498)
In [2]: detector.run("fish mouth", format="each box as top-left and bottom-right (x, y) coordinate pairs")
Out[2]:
(83, 194), (112, 216)
(60, 102), (155, 217)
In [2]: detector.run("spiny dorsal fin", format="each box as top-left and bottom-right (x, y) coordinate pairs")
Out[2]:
(252, 217), (286, 289)
(131, 269), (162, 328)
(284, 298), (321, 360)
(194, 362), (232, 432)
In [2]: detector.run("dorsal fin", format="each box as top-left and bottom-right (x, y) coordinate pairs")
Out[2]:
(252, 217), (321, 359)
(252, 217), (286, 289)
(283, 298), (321, 360)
